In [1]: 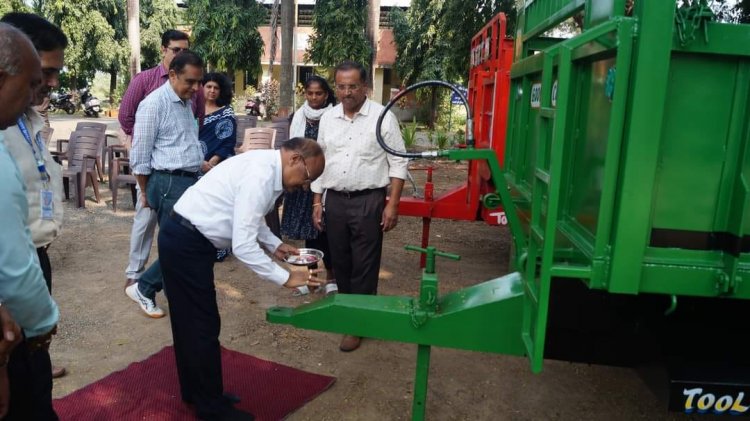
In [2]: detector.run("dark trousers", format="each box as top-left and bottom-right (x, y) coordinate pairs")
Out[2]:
(139, 171), (197, 299)
(159, 213), (231, 419)
(36, 247), (52, 293)
(5, 342), (57, 420)
(324, 189), (385, 295)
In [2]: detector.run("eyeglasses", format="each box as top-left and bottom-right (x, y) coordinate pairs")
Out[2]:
(166, 47), (186, 54)
(335, 84), (361, 93)
(299, 155), (312, 183)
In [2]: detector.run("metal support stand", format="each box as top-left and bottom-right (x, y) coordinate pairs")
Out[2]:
(413, 344), (432, 421)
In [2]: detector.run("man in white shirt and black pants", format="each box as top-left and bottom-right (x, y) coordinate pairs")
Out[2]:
(310, 61), (409, 353)
(159, 138), (326, 421)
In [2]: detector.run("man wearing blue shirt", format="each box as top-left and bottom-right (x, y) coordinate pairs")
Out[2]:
(0, 23), (60, 421)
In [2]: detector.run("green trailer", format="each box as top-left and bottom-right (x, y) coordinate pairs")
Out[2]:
(268, 0), (750, 418)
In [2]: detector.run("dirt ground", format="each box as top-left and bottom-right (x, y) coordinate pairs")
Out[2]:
(45, 115), (705, 420)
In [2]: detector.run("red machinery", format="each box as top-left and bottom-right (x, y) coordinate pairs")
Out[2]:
(397, 13), (513, 264)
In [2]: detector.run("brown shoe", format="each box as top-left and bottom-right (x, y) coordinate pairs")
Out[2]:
(339, 335), (361, 352)
(52, 366), (67, 379)
(124, 278), (136, 290)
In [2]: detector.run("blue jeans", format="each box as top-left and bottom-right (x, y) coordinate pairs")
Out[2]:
(138, 171), (197, 299)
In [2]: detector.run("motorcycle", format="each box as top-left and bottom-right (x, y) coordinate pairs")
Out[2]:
(79, 87), (102, 118)
(48, 91), (76, 115)
(244, 95), (262, 117)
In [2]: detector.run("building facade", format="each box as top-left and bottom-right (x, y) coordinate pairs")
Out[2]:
(256, 0), (409, 106)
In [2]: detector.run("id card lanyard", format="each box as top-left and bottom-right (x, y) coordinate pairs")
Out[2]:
(17, 117), (55, 220)
(16, 117), (49, 185)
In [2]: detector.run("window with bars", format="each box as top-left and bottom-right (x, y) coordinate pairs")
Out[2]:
(380, 7), (406, 28)
(263, 4), (283, 26)
(298, 5), (314, 27)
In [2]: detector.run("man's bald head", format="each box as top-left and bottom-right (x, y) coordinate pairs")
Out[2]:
(0, 23), (41, 130)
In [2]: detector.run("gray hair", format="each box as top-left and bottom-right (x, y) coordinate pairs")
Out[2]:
(0, 23), (34, 75)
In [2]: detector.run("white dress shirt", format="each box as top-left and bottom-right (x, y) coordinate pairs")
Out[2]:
(0, 109), (64, 248)
(131, 82), (203, 175)
(310, 99), (408, 194)
(173, 150), (289, 285)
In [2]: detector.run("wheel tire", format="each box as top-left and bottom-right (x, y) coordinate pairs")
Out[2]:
(65, 104), (75, 115)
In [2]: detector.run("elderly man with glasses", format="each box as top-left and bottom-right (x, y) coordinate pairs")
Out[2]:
(158, 137), (326, 421)
(310, 60), (409, 353)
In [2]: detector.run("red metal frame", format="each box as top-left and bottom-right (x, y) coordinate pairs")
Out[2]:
(396, 13), (513, 265)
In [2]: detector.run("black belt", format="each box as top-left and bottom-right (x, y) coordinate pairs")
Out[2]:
(329, 188), (385, 199)
(155, 169), (198, 179)
(170, 210), (196, 232)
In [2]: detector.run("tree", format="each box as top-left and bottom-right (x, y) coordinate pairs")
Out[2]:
(391, 0), (517, 127)
(139, 0), (179, 69)
(0, 0), (30, 16)
(280, 0), (295, 113)
(392, 0), (516, 86)
(96, 0), (130, 104)
(43, 0), (126, 91)
(187, 0), (265, 80)
(306, 0), (371, 70)
(365, 0), (380, 87)
(127, 0), (141, 78)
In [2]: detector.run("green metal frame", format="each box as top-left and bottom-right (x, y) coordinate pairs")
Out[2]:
(267, 1), (750, 418)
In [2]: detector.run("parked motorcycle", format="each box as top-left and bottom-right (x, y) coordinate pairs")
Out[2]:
(79, 87), (102, 118)
(48, 91), (76, 115)
(245, 95), (262, 117)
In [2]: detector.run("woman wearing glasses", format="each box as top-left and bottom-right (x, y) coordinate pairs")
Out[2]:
(282, 75), (338, 296)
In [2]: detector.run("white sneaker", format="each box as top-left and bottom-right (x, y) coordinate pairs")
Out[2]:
(125, 283), (165, 318)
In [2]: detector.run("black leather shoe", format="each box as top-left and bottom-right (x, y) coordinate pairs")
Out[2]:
(206, 407), (254, 421)
(184, 393), (242, 405)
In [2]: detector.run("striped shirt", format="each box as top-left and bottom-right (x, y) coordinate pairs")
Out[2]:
(118, 63), (204, 136)
(130, 82), (203, 175)
(311, 99), (408, 194)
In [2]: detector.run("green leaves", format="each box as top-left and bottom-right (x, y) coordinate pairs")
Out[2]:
(43, 0), (128, 86)
(392, 0), (517, 85)
(306, 0), (372, 69)
(186, 0), (265, 76)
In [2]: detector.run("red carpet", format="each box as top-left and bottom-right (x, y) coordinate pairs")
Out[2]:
(53, 346), (335, 420)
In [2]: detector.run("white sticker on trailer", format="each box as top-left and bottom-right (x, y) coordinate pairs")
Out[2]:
(551, 80), (558, 107)
(530, 83), (541, 108)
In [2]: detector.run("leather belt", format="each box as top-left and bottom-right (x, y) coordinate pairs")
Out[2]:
(155, 169), (198, 179)
(329, 188), (385, 199)
(170, 210), (197, 232)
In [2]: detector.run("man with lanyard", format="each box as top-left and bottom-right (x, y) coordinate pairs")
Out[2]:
(0, 23), (60, 421)
(0, 12), (67, 379)
(126, 50), (205, 318)
(118, 29), (205, 311)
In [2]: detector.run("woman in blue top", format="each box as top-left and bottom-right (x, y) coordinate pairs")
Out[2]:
(199, 72), (236, 261)
(199, 73), (236, 175)
(282, 75), (338, 295)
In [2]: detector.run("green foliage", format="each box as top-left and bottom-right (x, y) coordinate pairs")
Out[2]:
(433, 129), (451, 149)
(260, 79), (280, 119)
(0, 0), (31, 16)
(306, 0), (371, 69)
(43, 0), (128, 89)
(392, 0), (516, 85)
(400, 116), (418, 149)
(139, 0), (179, 69)
(187, 0), (265, 77)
